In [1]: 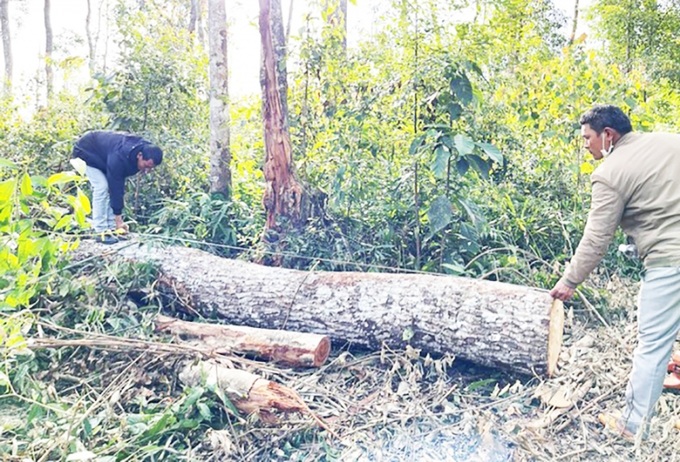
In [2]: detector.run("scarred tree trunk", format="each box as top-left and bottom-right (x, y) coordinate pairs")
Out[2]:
(207, 0), (231, 197)
(76, 241), (565, 376)
(44, 0), (53, 100)
(259, 0), (305, 231)
(0, 0), (11, 94)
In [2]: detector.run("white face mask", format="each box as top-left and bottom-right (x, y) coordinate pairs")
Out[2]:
(600, 132), (614, 158)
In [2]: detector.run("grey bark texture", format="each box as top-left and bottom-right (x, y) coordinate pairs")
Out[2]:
(44, 0), (53, 99)
(0, 0), (11, 94)
(76, 240), (562, 375)
(207, 0), (231, 197)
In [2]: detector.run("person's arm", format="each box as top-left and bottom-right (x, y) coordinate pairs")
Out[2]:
(550, 179), (625, 300)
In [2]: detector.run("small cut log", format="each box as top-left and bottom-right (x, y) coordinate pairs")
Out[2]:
(154, 314), (330, 367)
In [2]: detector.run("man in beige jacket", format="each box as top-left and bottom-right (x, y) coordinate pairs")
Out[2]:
(551, 104), (680, 440)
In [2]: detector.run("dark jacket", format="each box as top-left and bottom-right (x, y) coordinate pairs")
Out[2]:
(72, 130), (149, 215)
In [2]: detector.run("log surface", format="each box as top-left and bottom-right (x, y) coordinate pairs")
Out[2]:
(76, 239), (563, 375)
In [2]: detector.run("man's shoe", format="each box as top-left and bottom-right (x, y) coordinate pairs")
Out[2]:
(94, 232), (119, 245)
(598, 413), (635, 442)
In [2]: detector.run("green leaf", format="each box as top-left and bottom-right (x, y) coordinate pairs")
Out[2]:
(467, 378), (496, 392)
(0, 179), (16, 203)
(47, 171), (79, 187)
(456, 157), (469, 175)
(441, 262), (466, 275)
(432, 145), (450, 178)
(184, 386), (205, 409)
(447, 102), (463, 120)
(450, 74), (473, 105)
(454, 134), (475, 156)
(580, 161), (594, 174)
(468, 154), (491, 179)
(402, 327), (414, 342)
(20, 173), (33, 196)
(427, 195), (454, 235)
(476, 142), (503, 163)
(197, 402), (212, 421)
(455, 198), (485, 228)
(0, 159), (18, 170)
(142, 412), (176, 439)
(409, 135), (425, 156)
(77, 189), (91, 214)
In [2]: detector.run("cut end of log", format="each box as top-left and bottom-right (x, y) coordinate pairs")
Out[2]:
(547, 299), (565, 377)
(314, 337), (331, 367)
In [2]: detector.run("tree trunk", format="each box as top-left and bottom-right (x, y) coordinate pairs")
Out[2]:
(0, 0), (11, 95)
(44, 0), (53, 100)
(259, 0), (305, 231)
(86, 0), (95, 75)
(207, 0), (231, 198)
(189, 0), (198, 34)
(155, 314), (330, 367)
(76, 241), (565, 376)
(568, 0), (580, 45)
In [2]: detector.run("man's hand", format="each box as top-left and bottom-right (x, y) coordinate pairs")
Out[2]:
(550, 280), (575, 301)
(114, 215), (129, 234)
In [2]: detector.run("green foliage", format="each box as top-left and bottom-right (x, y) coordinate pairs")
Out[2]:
(0, 160), (88, 311)
(587, 0), (680, 83)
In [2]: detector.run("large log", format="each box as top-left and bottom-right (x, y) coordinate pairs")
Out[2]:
(75, 240), (564, 376)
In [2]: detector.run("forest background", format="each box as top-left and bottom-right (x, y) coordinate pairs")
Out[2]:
(2, 0), (680, 460)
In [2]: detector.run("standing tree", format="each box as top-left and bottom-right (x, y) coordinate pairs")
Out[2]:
(0, 0), (11, 95)
(207, 0), (231, 198)
(189, 0), (206, 46)
(44, 0), (53, 100)
(258, 0), (306, 233)
(86, 0), (97, 75)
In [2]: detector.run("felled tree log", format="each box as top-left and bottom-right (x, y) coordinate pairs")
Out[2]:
(180, 359), (335, 434)
(154, 314), (330, 367)
(75, 240), (564, 376)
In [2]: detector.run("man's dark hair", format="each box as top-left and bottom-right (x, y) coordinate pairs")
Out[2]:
(141, 144), (163, 166)
(579, 104), (632, 135)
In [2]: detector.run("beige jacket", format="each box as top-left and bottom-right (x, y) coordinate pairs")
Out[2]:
(563, 131), (680, 288)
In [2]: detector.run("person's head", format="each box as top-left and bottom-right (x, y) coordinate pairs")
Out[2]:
(136, 144), (163, 174)
(579, 105), (632, 160)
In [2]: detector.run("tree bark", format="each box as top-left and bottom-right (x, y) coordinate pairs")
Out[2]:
(568, 0), (580, 45)
(44, 0), (53, 100)
(189, 0), (198, 34)
(207, 0), (231, 198)
(259, 0), (305, 231)
(76, 241), (564, 376)
(155, 314), (330, 367)
(86, 0), (96, 75)
(0, 0), (11, 95)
